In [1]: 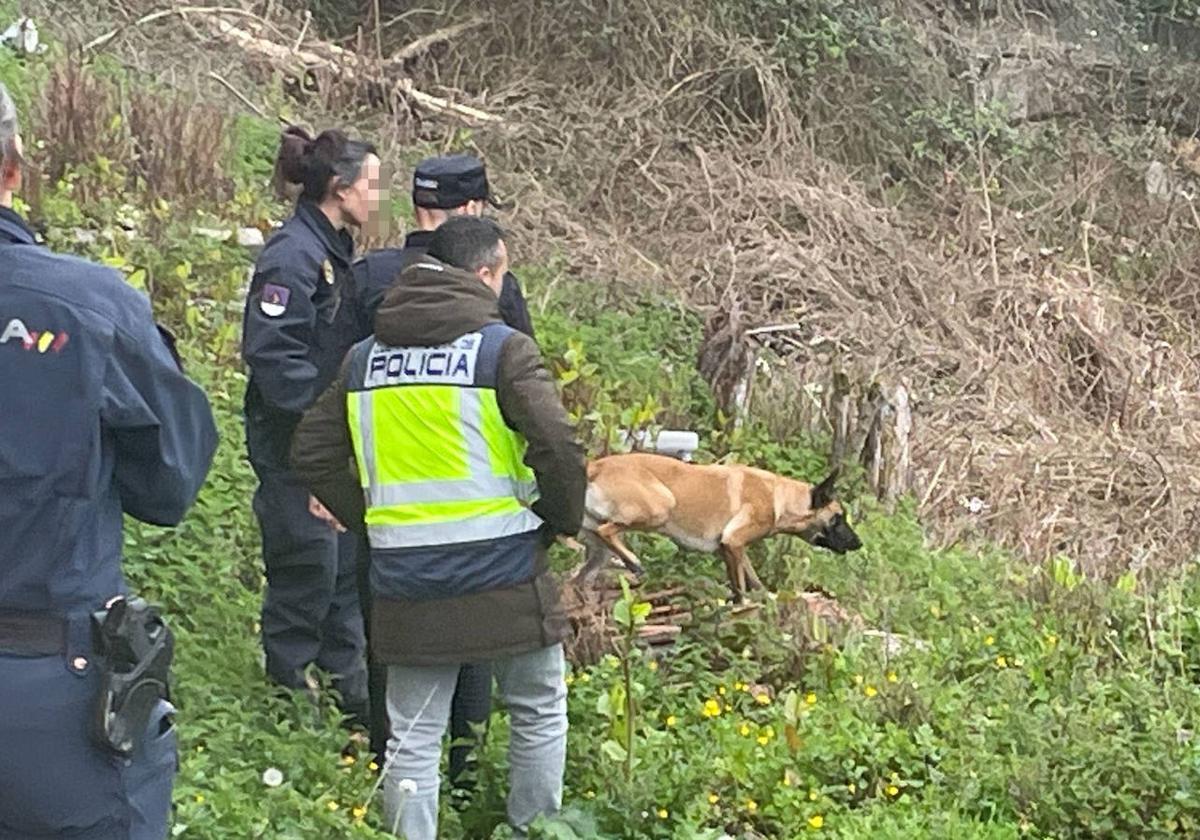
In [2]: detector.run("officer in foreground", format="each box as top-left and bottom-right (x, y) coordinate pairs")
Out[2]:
(241, 126), (381, 725)
(292, 215), (585, 839)
(0, 82), (218, 838)
(351, 154), (535, 780)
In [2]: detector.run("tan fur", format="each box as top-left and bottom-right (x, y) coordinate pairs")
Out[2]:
(574, 452), (843, 601)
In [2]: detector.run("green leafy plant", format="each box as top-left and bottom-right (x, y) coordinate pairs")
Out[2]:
(606, 578), (652, 783)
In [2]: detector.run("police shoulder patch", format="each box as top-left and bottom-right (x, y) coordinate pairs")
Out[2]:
(260, 283), (291, 318)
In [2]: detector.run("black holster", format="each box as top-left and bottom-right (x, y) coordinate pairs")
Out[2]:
(90, 597), (174, 755)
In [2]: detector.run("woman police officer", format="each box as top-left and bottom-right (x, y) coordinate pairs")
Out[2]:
(241, 126), (381, 724)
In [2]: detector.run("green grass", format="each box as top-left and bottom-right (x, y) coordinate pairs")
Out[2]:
(10, 44), (1200, 840)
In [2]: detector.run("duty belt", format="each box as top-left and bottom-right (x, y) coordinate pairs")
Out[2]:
(0, 609), (66, 656)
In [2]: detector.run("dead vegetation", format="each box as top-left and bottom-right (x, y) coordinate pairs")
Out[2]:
(22, 0), (1200, 577)
(31, 50), (233, 213)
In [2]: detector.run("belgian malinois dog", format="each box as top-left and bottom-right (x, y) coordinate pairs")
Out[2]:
(572, 453), (862, 602)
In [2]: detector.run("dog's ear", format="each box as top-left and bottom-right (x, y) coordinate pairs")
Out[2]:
(810, 468), (839, 509)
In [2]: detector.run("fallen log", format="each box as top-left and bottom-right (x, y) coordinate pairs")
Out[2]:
(202, 15), (502, 125)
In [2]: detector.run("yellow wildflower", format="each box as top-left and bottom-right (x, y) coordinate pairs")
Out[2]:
(864, 685), (878, 698)
(579, 673), (590, 683)
(327, 801), (339, 812)
(725, 703), (733, 712)
(702, 699), (722, 718)
(565, 674), (574, 686)
(757, 735), (770, 746)
(194, 794), (205, 804)
(754, 693), (771, 706)
(1046, 633), (1058, 646)
(368, 761), (379, 772)
(740, 722), (752, 737)
(195, 745), (204, 753)
(853, 674), (864, 685)
(929, 604), (942, 618)
(886, 671), (899, 683)
(809, 789), (818, 801)
(665, 714), (677, 727)
(847, 782), (857, 793)
(985, 635), (995, 646)
(657, 808), (669, 819)
(708, 793), (720, 804)
(352, 806), (367, 819)
(718, 685), (727, 696)
(341, 754), (356, 766)
(886, 785), (899, 797)
(746, 799), (758, 813)
(584, 790), (596, 799)
(648, 661), (659, 672)
(809, 814), (825, 829)
(805, 692), (817, 706)
(734, 681), (746, 691)
(995, 655), (1008, 669)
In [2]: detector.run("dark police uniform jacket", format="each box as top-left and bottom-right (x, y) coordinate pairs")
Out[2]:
(242, 200), (364, 471)
(353, 228), (536, 340)
(0, 206), (217, 616)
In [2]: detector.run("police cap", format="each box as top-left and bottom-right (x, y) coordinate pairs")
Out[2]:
(412, 154), (497, 210)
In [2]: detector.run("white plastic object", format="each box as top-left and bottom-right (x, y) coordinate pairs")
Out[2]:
(618, 428), (700, 461)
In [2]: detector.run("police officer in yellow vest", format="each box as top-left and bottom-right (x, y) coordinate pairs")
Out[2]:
(290, 215), (585, 839)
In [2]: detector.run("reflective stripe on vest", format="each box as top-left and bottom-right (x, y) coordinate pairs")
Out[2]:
(348, 332), (541, 550)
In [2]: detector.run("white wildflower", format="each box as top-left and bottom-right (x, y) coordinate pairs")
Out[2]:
(262, 767), (284, 788)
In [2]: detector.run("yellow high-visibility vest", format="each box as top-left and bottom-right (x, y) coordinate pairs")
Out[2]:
(346, 325), (541, 549)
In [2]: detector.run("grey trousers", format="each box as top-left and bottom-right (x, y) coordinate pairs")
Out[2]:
(382, 644), (568, 839)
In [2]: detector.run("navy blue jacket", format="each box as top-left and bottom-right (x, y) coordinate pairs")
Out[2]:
(353, 229), (536, 340)
(0, 207), (217, 615)
(242, 200), (364, 470)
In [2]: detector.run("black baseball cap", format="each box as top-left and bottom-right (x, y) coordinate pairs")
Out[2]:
(412, 154), (501, 210)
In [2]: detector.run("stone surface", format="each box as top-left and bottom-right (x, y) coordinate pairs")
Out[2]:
(1145, 160), (1172, 200)
(237, 227), (265, 248)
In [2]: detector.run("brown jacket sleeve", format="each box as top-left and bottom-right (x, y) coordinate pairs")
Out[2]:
(496, 332), (587, 537)
(289, 356), (366, 532)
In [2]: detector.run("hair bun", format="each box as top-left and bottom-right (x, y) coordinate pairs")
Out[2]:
(275, 124), (315, 187)
(272, 125), (377, 204)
